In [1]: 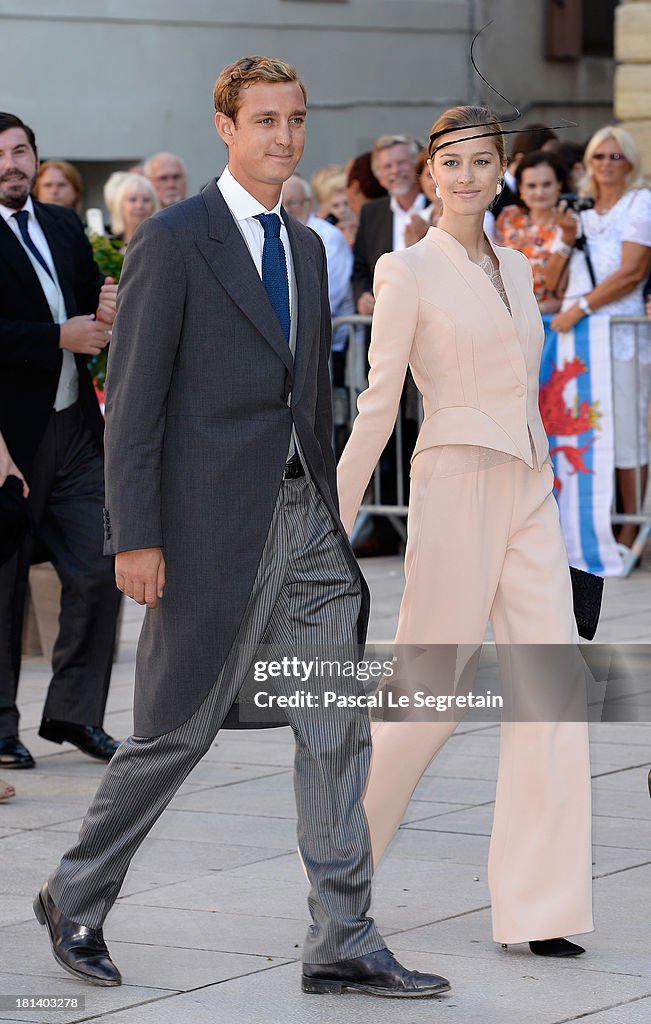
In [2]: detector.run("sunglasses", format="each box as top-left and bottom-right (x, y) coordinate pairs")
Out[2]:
(591, 152), (628, 162)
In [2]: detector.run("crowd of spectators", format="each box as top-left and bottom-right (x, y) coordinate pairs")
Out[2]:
(2, 113), (651, 799)
(5, 122), (651, 530)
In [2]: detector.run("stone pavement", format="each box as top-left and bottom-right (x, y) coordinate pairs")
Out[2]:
(1, 555), (650, 1024)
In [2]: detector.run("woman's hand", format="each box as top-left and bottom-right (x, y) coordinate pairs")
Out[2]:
(550, 304), (585, 334)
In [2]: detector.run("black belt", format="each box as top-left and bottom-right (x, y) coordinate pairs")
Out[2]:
(283, 454), (305, 479)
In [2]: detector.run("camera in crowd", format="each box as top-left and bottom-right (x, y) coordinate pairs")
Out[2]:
(560, 192), (595, 213)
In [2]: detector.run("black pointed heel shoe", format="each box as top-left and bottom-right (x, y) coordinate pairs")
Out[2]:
(529, 938), (585, 957)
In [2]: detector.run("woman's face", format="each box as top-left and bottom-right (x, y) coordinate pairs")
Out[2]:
(36, 167), (78, 209)
(518, 163), (562, 214)
(432, 128), (504, 217)
(590, 136), (631, 196)
(326, 190), (351, 224)
(121, 185), (154, 231)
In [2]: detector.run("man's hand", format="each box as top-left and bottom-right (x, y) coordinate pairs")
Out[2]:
(97, 276), (117, 326)
(357, 291), (375, 316)
(59, 315), (111, 356)
(115, 547), (165, 609)
(0, 433), (29, 497)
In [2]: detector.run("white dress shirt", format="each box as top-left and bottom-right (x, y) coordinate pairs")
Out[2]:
(390, 192), (427, 251)
(217, 165), (295, 323)
(0, 196), (77, 410)
(217, 165), (299, 458)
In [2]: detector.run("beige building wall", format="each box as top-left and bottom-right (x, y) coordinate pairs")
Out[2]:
(615, 0), (651, 175)
(0, 0), (614, 211)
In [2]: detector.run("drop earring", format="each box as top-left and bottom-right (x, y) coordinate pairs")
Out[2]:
(495, 179), (503, 196)
(435, 184), (441, 198)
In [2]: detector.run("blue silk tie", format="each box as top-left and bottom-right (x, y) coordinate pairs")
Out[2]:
(255, 212), (290, 342)
(12, 210), (55, 283)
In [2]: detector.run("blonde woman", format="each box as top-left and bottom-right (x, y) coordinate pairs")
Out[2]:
(337, 105), (593, 958)
(109, 173), (159, 247)
(550, 126), (651, 555)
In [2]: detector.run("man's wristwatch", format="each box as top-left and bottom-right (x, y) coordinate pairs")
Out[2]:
(578, 296), (593, 317)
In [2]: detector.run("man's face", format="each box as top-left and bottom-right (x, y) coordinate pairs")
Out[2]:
(281, 177), (311, 224)
(0, 128), (37, 210)
(373, 143), (417, 197)
(148, 156), (186, 207)
(216, 81), (306, 200)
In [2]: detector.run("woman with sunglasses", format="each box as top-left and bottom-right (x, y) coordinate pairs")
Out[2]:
(549, 127), (651, 559)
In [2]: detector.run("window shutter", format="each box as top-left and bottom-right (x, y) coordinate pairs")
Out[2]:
(546, 0), (582, 60)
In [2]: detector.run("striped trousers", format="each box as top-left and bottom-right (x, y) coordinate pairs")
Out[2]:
(48, 475), (384, 964)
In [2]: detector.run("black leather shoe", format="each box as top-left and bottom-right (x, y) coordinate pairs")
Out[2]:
(0, 736), (35, 769)
(302, 947), (450, 998)
(33, 883), (121, 986)
(529, 938), (585, 957)
(38, 721), (120, 762)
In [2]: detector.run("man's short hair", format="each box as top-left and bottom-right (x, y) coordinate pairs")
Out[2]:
(213, 56), (307, 122)
(0, 112), (37, 154)
(371, 134), (420, 174)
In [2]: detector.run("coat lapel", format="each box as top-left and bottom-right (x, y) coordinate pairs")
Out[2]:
(429, 227), (527, 385)
(197, 180), (294, 377)
(32, 202), (77, 316)
(0, 215), (53, 320)
(283, 210), (316, 405)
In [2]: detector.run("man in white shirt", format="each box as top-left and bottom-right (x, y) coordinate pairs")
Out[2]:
(0, 112), (121, 770)
(352, 134), (424, 316)
(36, 59), (450, 1002)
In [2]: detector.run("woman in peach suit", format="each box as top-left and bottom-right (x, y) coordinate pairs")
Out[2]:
(337, 106), (593, 957)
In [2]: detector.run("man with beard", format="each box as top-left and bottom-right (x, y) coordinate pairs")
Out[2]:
(0, 112), (122, 770)
(351, 135), (424, 556)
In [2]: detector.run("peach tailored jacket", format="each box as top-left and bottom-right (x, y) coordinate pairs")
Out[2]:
(337, 226), (550, 535)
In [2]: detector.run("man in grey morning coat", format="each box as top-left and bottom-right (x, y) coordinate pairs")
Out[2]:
(33, 56), (449, 1000)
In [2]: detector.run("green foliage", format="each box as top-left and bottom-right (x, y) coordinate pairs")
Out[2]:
(87, 234), (125, 391)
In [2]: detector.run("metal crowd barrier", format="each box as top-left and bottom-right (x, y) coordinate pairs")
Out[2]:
(609, 316), (651, 578)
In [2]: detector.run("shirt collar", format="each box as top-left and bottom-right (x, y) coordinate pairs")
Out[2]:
(0, 194), (35, 224)
(390, 192), (426, 218)
(217, 165), (284, 223)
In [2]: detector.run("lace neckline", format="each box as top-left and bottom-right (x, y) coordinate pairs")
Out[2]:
(476, 253), (512, 316)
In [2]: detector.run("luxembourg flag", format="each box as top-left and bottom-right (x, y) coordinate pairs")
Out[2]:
(539, 314), (621, 576)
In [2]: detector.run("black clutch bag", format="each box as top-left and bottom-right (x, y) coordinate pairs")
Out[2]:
(570, 565), (604, 641)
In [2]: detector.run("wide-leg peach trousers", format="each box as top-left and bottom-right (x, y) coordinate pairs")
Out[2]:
(364, 446), (594, 943)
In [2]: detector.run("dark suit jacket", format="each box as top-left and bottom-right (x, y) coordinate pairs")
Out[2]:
(352, 196), (393, 305)
(103, 180), (369, 736)
(0, 202), (105, 478)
